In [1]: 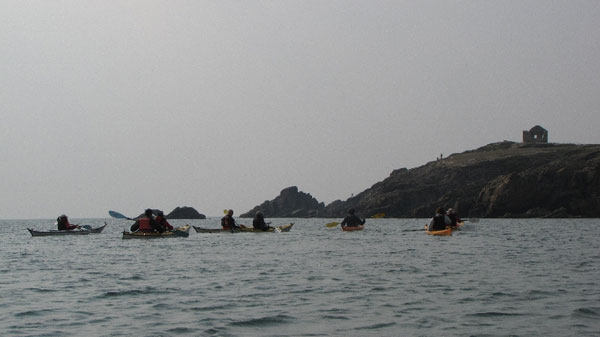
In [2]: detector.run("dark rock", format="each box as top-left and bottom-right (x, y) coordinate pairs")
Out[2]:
(167, 207), (206, 219)
(322, 142), (600, 218)
(240, 186), (325, 218)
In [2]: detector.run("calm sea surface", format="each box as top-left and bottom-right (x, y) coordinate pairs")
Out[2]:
(1, 218), (599, 337)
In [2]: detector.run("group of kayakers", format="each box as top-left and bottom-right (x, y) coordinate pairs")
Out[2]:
(220, 209), (274, 231)
(58, 206), (461, 233)
(129, 209), (174, 233)
(58, 209), (175, 233)
(428, 207), (462, 231)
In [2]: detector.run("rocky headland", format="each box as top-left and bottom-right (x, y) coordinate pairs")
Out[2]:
(243, 142), (600, 218)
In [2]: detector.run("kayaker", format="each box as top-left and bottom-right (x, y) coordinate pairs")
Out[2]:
(446, 208), (462, 227)
(428, 207), (451, 231)
(57, 214), (80, 230)
(341, 208), (366, 228)
(252, 211), (272, 231)
(221, 209), (239, 231)
(155, 211), (173, 232)
(131, 209), (164, 233)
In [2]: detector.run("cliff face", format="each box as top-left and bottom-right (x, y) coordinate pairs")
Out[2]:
(244, 142), (600, 218)
(240, 186), (325, 218)
(323, 142), (600, 218)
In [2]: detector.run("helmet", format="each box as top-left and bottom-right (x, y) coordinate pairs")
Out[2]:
(256, 211), (263, 217)
(157, 211), (164, 216)
(59, 214), (67, 219)
(145, 209), (153, 217)
(447, 208), (454, 214)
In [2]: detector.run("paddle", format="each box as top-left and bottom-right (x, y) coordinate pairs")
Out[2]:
(325, 221), (340, 228)
(108, 210), (134, 220)
(371, 213), (385, 218)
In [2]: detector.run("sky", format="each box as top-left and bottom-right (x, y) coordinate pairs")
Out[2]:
(1, 1), (599, 219)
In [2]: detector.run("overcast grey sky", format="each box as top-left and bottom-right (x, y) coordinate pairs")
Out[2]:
(1, 1), (599, 219)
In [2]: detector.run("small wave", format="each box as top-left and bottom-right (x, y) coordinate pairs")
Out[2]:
(321, 315), (350, 320)
(99, 287), (160, 298)
(490, 291), (517, 298)
(228, 314), (293, 327)
(25, 287), (58, 293)
(354, 322), (397, 330)
(370, 286), (388, 292)
(572, 307), (600, 319)
(14, 309), (53, 317)
(188, 304), (234, 312)
(167, 326), (195, 334)
(466, 312), (525, 317)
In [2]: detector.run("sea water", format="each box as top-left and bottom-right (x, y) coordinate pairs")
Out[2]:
(0, 218), (598, 336)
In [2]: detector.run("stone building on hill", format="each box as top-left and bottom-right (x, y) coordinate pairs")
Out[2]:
(523, 125), (548, 143)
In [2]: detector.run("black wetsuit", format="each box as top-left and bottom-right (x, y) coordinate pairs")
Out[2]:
(429, 214), (448, 231)
(253, 216), (270, 231)
(221, 215), (238, 229)
(341, 214), (366, 227)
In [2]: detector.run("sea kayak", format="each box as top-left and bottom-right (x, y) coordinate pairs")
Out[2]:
(122, 225), (191, 239)
(425, 225), (452, 236)
(341, 225), (364, 231)
(28, 223), (108, 237)
(193, 223), (294, 233)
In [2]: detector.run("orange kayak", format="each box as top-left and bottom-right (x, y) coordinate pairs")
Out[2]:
(342, 225), (364, 231)
(425, 225), (452, 236)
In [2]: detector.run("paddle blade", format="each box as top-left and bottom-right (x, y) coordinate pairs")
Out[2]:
(325, 222), (339, 228)
(223, 209), (229, 214)
(109, 210), (128, 219)
(371, 213), (385, 218)
(82, 225), (92, 230)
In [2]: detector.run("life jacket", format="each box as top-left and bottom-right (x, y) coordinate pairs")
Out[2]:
(431, 214), (447, 230)
(138, 218), (153, 231)
(221, 216), (235, 229)
(156, 216), (173, 230)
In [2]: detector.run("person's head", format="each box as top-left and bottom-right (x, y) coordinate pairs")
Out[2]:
(227, 209), (234, 216)
(157, 211), (164, 217)
(145, 209), (153, 217)
(435, 207), (445, 215)
(256, 211), (263, 218)
(447, 208), (455, 214)
(348, 208), (355, 215)
(59, 214), (68, 219)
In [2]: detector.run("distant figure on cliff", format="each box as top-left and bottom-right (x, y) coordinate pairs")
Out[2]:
(428, 207), (451, 231)
(57, 214), (79, 230)
(252, 211), (272, 231)
(341, 209), (366, 228)
(221, 209), (239, 231)
(446, 208), (462, 227)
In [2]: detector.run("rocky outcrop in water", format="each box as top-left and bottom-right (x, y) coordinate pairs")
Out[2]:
(167, 206), (206, 219)
(240, 186), (325, 218)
